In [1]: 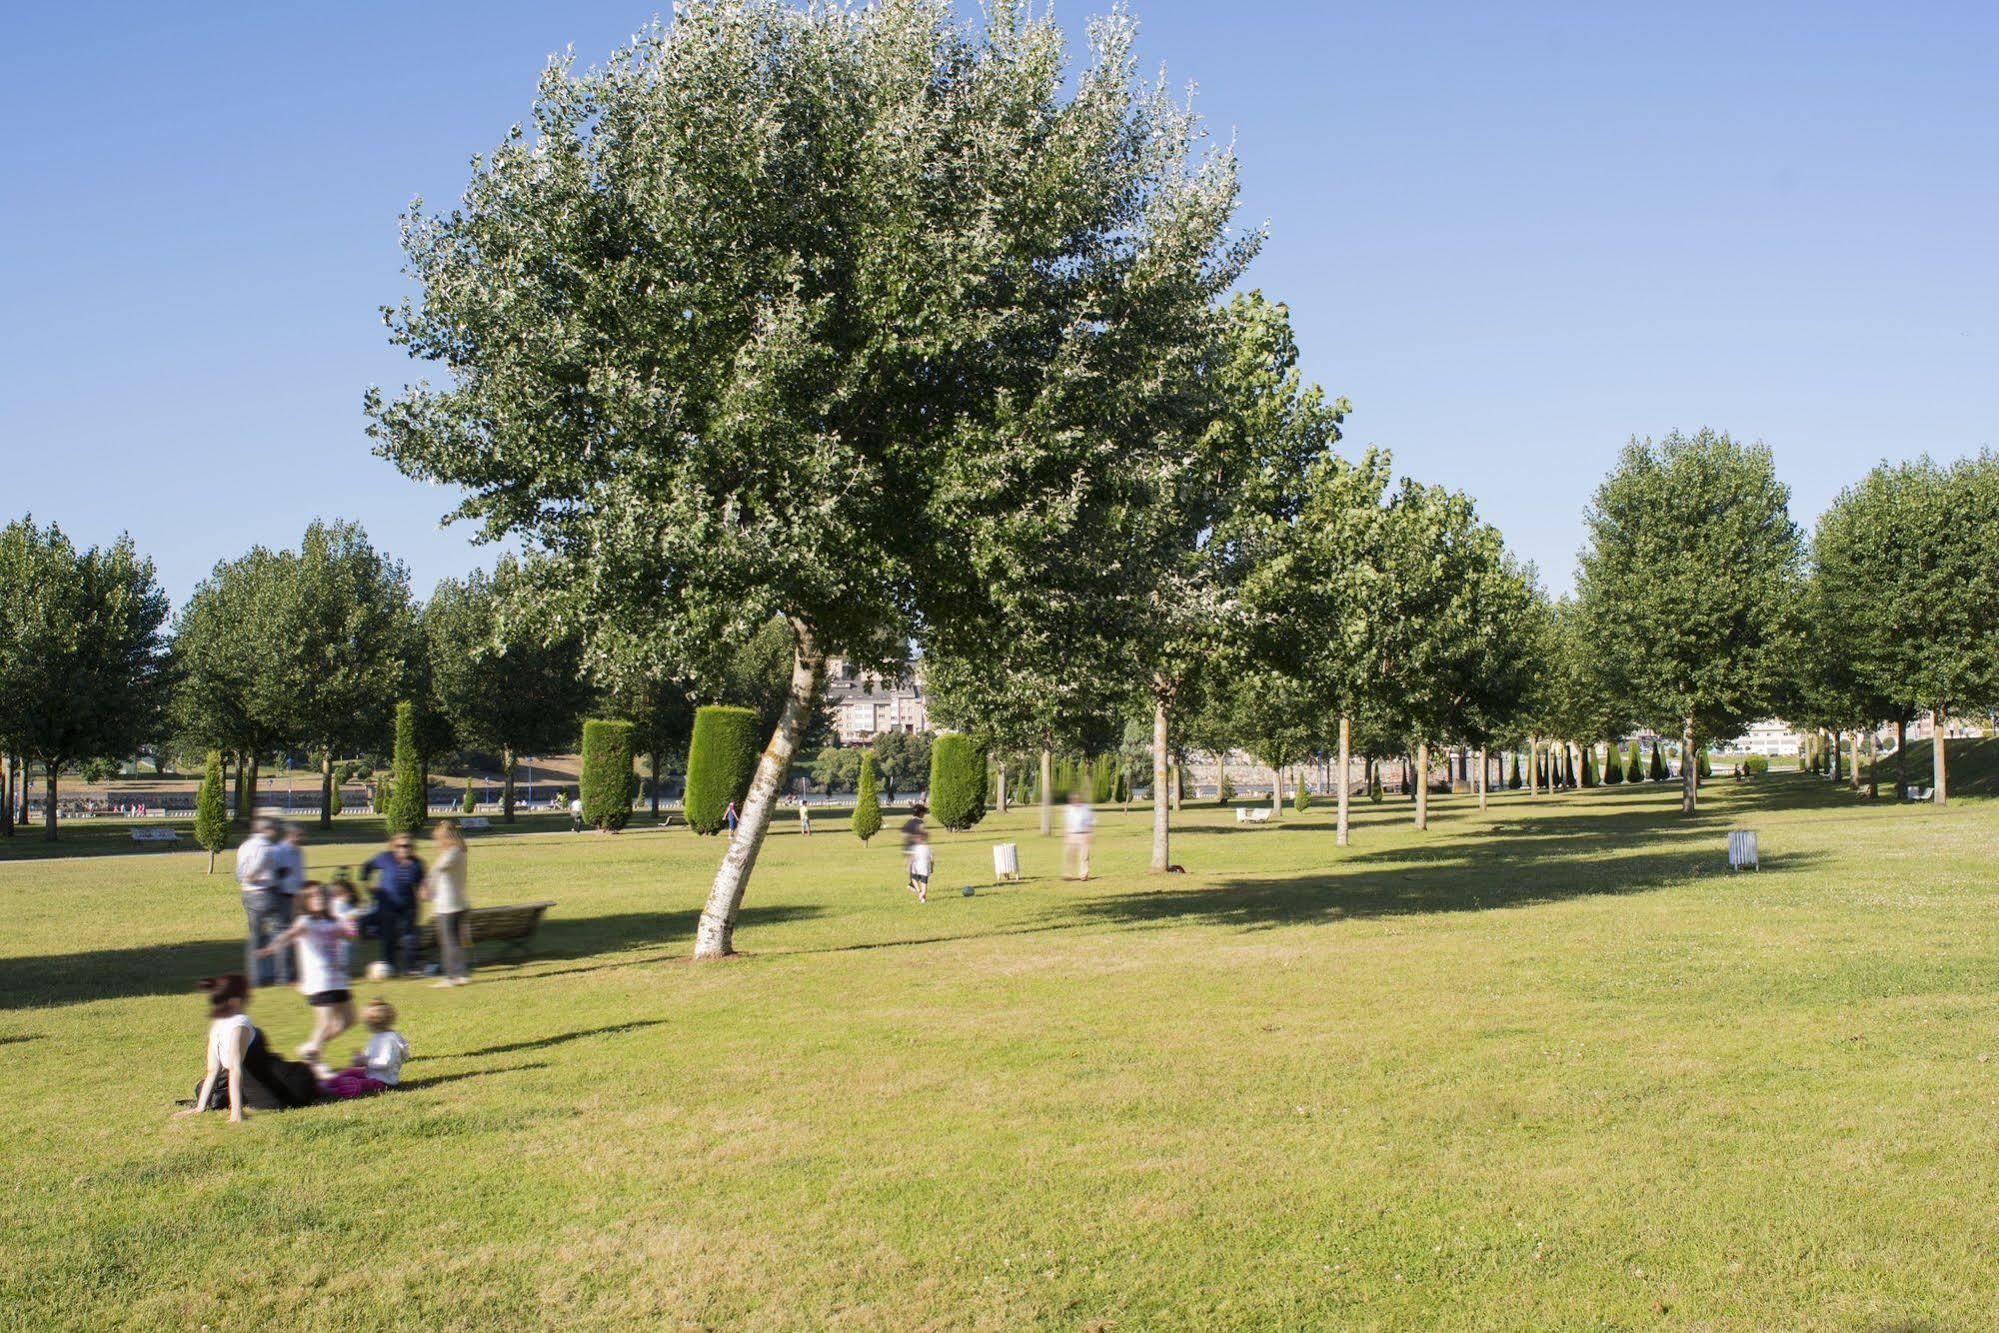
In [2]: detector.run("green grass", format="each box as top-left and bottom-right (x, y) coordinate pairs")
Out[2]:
(5, 776), (1998, 1328)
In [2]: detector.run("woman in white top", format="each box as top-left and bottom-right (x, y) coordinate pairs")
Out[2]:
(258, 882), (358, 1064)
(175, 973), (317, 1121)
(423, 821), (471, 987)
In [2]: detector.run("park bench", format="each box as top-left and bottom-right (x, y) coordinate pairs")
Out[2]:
(1727, 829), (1759, 871)
(1235, 807), (1272, 824)
(417, 900), (555, 962)
(1906, 786), (1933, 802)
(457, 816), (491, 830)
(129, 828), (180, 846)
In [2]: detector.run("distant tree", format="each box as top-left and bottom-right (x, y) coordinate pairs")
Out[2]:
(460, 776), (476, 814)
(685, 706), (761, 836)
(1648, 742), (1666, 782)
(1578, 431), (1802, 813)
(383, 701), (426, 837)
(872, 730), (932, 805)
(851, 751), (883, 845)
(194, 750), (229, 873)
(579, 718), (635, 832)
(0, 520), (170, 840)
(425, 560), (591, 823)
(1506, 751), (1520, 789)
(928, 733), (988, 831)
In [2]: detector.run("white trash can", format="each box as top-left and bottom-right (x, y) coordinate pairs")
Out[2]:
(992, 842), (1020, 881)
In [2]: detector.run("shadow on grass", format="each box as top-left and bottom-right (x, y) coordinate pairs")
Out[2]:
(396, 1061), (551, 1092)
(449, 1020), (666, 1058)
(0, 905), (824, 1011)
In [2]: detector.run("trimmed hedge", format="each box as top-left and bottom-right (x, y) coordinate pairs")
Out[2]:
(1626, 740), (1644, 784)
(929, 732), (988, 831)
(580, 718), (636, 832)
(686, 705), (761, 836)
(1603, 743), (1623, 784)
(461, 776), (477, 813)
(384, 701), (427, 837)
(852, 751), (883, 843)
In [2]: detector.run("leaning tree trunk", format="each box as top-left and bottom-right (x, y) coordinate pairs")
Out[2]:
(1680, 718), (1698, 815)
(1477, 745), (1489, 812)
(1039, 748), (1053, 837)
(319, 750), (334, 828)
(1336, 715), (1352, 847)
(502, 746), (517, 824)
(1150, 687), (1171, 873)
(694, 621), (826, 960)
(1413, 741), (1429, 830)
(1932, 705), (1948, 805)
(42, 768), (59, 842)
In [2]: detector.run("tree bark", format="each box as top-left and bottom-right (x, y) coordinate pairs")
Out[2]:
(1933, 705), (1948, 805)
(1336, 715), (1352, 847)
(1170, 755), (1182, 812)
(319, 750), (334, 828)
(650, 750), (662, 817)
(1, 753), (11, 838)
(1680, 718), (1697, 815)
(1039, 748), (1053, 837)
(245, 755), (260, 822)
(1271, 761), (1283, 819)
(1150, 688), (1170, 872)
(694, 621), (825, 960)
(1413, 741), (1429, 830)
(1896, 718), (1907, 797)
(1848, 730), (1862, 793)
(995, 760), (1007, 815)
(1477, 745), (1488, 812)
(1527, 738), (1539, 797)
(230, 751), (245, 826)
(502, 746), (517, 824)
(42, 768), (59, 841)
(1865, 729), (1878, 799)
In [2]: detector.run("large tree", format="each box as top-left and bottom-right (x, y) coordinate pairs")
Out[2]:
(1808, 456), (1999, 804)
(370, 1), (1249, 956)
(1577, 430), (1803, 814)
(169, 548), (294, 825)
(0, 520), (170, 839)
(425, 558), (591, 823)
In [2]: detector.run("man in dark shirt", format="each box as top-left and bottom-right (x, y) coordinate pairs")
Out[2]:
(360, 833), (426, 976)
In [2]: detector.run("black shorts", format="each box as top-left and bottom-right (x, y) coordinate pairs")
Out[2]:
(307, 989), (351, 1007)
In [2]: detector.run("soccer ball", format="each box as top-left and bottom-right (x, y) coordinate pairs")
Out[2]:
(365, 962), (394, 982)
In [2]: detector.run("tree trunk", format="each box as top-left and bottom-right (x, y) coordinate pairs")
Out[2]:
(230, 751), (245, 826)
(1, 753), (11, 838)
(1170, 755), (1182, 812)
(1150, 688), (1170, 873)
(1896, 718), (1908, 797)
(1039, 748), (1053, 837)
(995, 760), (1007, 815)
(1271, 762), (1283, 819)
(1414, 741), (1429, 830)
(1680, 718), (1697, 815)
(502, 746), (517, 824)
(1866, 729), (1878, 799)
(1336, 715), (1352, 847)
(1933, 705), (1948, 805)
(1477, 745), (1488, 811)
(42, 768), (59, 841)
(1526, 738), (1539, 796)
(246, 755), (260, 822)
(694, 621), (825, 960)
(1848, 730), (1861, 792)
(319, 750), (334, 828)
(650, 750), (662, 817)
(13, 754), (25, 827)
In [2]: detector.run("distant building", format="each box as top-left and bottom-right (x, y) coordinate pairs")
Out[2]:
(1730, 719), (1802, 756)
(824, 658), (929, 745)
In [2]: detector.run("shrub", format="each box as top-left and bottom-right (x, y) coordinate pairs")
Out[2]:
(1506, 752), (1520, 789)
(461, 777), (476, 813)
(1648, 743), (1666, 782)
(1743, 752), (1770, 776)
(1626, 740), (1644, 784)
(852, 751), (883, 843)
(929, 732), (988, 831)
(1368, 765), (1384, 802)
(1603, 743), (1623, 784)
(580, 718), (636, 832)
(1292, 779), (1310, 814)
(685, 705), (761, 836)
(328, 781), (343, 817)
(1697, 749), (1712, 780)
(384, 701), (427, 837)
(194, 750), (228, 872)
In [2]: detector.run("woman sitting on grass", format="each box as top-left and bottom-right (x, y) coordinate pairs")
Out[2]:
(176, 974), (317, 1122)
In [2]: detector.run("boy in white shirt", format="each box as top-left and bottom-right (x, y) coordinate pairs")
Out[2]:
(906, 830), (933, 903)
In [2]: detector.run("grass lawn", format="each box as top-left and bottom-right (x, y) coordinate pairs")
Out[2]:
(5, 774), (1998, 1328)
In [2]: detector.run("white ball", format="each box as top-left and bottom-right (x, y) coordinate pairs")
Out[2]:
(365, 962), (394, 982)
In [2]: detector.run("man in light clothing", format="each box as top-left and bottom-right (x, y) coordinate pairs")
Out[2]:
(1062, 790), (1095, 881)
(235, 819), (291, 986)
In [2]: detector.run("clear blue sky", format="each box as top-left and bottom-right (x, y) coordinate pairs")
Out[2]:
(6, 2), (1994, 605)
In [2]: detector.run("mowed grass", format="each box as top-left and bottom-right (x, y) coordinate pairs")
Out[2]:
(5, 776), (1999, 1328)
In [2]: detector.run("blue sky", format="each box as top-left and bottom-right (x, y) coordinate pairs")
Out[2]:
(5, 2), (1994, 605)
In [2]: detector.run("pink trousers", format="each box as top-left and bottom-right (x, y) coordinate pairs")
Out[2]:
(319, 1070), (389, 1099)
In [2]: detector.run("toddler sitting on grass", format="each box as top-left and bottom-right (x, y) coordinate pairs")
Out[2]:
(318, 999), (409, 1099)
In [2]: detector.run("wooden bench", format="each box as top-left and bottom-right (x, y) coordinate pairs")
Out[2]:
(130, 828), (180, 846)
(417, 901), (555, 962)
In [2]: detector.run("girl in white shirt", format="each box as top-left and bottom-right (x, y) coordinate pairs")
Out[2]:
(258, 882), (358, 1066)
(320, 998), (409, 1099)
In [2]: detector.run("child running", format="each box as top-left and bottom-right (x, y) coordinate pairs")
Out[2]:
(319, 999), (409, 1099)
(906, 828), (933, 903)
(256, 881), (358, 1069)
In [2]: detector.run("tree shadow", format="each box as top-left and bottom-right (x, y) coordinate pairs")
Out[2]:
(0, 906), (822, 1011)
(446, 1020), (666, 1058)
(395, 1061), (550, 1092)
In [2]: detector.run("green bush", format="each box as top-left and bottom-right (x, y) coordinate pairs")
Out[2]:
(1743, 753), (1770, 776)
(1697, 749), (1712, 780)
(580, 718), (636, 832)
(194, 750), (228, 871)
(1648, 743), (1666, 782)
(685, 705), (761, 836)
(1626, 740), (1644, 784)
(852, 751), (883, 843)
(929, 732), (988, 831)
(1506, 752), (1520, 789)
(1602, 743), (1623, 784)
(461, 776), (477, 813)
(384, 701), (427, 837)
(1292, 780), (1310, 814)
